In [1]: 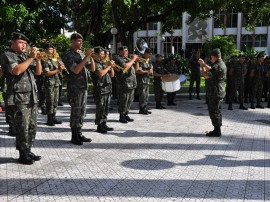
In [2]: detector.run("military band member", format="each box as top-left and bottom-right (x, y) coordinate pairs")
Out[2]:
(228, 54), (248, 110)
(62, 33), (94, 145)
(199, 49), (226, 137)
(92, 47), (114, 133)
(153, 54), (168, 109)
(136, 48), (153, 115)
(250, 53), (265, 109)
(42, 43), (64, 126)
(114, 46), (139, 123)
(0, 32), (42, 164)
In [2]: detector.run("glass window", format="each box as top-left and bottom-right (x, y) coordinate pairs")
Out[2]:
(172, 37), (182, 55)
(148, 22), (158, 30)
(255, 35), (267, 47)
(226, 9), (238, 28)
(214, 10), (225, 28)
(162, 37), (173, 55)
(241, 35), (253, 48)
(149, 37), (157, 54)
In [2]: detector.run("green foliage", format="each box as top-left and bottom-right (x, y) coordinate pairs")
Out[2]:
(202, 36), (237, 62)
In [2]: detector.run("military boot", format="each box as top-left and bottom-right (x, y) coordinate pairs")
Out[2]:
(41, 106), (46, 115)
(71, 127), (83, 145)
(156, 103), (163, 109)
(228, 103), (233, 110)
(77, 127), (91, 142)
(97, 124), (107, 134)
(239, 103), (248, 110)
(18, 150), (34, 165)
(27, 147), (41, 161)
(139, 107), (148, 115)
(145, 107), (152, 114)
(102, 122), (114, 131)
(119, 114), (128, 123)
(256, 102), (264, 109)
(46, 114), (55, 126)
(52, 113), (62, 124)
(250, 102), (255, 109)
(196, 93), (201, 100)
(206, 127), (221, 137)
(125, 113), (134, 122)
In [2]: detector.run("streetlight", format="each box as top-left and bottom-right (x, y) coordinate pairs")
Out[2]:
(110, 27), (118, 54)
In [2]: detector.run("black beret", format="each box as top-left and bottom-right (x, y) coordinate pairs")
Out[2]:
(94, 46), (104, 54)
(44, 43), (55, 50)
(118, 46), (128, 51)
(257, 52), (264, 58)
(144, 48), (152, 53)
(11, 32), (29, 42)
(211, 48), (221, 58)
(70, 33), (83, 40)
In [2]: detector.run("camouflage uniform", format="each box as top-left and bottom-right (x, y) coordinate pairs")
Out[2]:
(35, 74), (46, 114)
(136, 61), (152, 110)
(62, 48), (90, 128)
(225, 59), (236, 103)
(42, 58), (61, 118)
(250, 62), (264, 108)
(205, 59), (226, 128)
(114, 56), (137, 116)
(0, 49), (38, 151)
(228, 60), (247, 109)
(93, 60), (112, 125)
(153, 61), (167, 107)
(188, 56), (201, 99)
(244, 60), (255, 103)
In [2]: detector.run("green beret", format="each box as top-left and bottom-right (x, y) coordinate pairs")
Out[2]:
(211, 48), (221, 58)
(11, 32), (29, 42)
(70, 33), (83, 40)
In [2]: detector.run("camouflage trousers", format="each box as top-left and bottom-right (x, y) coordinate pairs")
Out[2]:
(207, 97), (222, 127)
(229, 79), (244, 103)
(94, 92), (111, 124)
(153, 80), (164, 104)
(137, 83), (149, 108)
(250, 81), (263, 103)
(68, 88), (87, 128)
(12, 103), (38, 150)
(244, 77), (253, 101)
(118, 87), (134, 114)
(3, 92), (14, 125)
(45, 84), (59, 115)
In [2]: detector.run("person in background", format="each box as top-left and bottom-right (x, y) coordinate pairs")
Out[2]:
(188, 51), (201, 100)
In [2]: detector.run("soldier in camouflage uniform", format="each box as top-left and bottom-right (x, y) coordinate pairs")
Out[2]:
(249, 53), (265, 109)
(199, 49), (226, 137)
(35, 72), (46, 115)
(0, 32), (42, 164)
(62, 33), (94, 145)
(153, 54), (168, 109)
(42, 44), (64, 126)
(92, 47), (114, 133)
(136, 48), (153, 115)
(114, 46), (139, 123)
(166, 56), (179, 106)
(228, 54), (248, 110)
(225, 55), (237, 104)
(188, 51), (201, 100)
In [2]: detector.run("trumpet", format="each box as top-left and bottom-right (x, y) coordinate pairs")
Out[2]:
(112, 63), (128, 74)
(129, 54), (149, 63)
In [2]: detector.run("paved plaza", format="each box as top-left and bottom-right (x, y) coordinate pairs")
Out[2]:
(0, 94), (270, 202)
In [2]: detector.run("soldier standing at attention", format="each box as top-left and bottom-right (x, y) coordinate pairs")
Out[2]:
(93, 47), (114, 134)
(198, 49), (226, 137)
(0, 32), (42, 164)
(114, 46), (139, 123)
(153, 54), (168, 109)
(228, 54), (248, 110)
(249, 53), (265, 109)
(225, 55), (237, 104)
(188, 51), (201, 100)
(62, 33), (94, 145)
(136, 48), (153, 115)
(42, 44), (65, 126)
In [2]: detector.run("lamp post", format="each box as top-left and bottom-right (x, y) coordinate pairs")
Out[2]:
(110, 28), (118, 54)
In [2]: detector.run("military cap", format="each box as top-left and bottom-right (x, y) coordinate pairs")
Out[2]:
(94, 46), (104, 54)
(230, 55), (238, 59)
(70, 33), (83, 40)
(211, 48), (221, 58)
(144, 48), (153, 53)
(44, 43), (55, 50)
(156, 54), (162, 58)
(257, 52), (264, 58)
(118, 46), (128, 51)
(11, 32), (29, 42)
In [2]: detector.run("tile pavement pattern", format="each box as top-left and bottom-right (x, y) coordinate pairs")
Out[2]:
(0, 95), (269, 202)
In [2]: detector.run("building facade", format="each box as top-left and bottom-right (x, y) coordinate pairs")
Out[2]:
(134, 11), (270, 57)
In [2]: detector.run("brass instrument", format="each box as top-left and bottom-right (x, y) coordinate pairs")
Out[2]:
(113, 63), (128, 74)
(129, 54), (149, 63)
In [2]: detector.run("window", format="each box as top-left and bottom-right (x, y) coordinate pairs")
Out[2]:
(172, 37), (182, 55)
(148, 22), (158, 30)
(241, 35), (253, 48)
(214, 9), (238, 28)
(149, 37), (157, 54)
(214, 10), (225, 28)
(162, 37), (173, 55)
(226, 10), (238, 28)
(255, 35), (267, 47)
